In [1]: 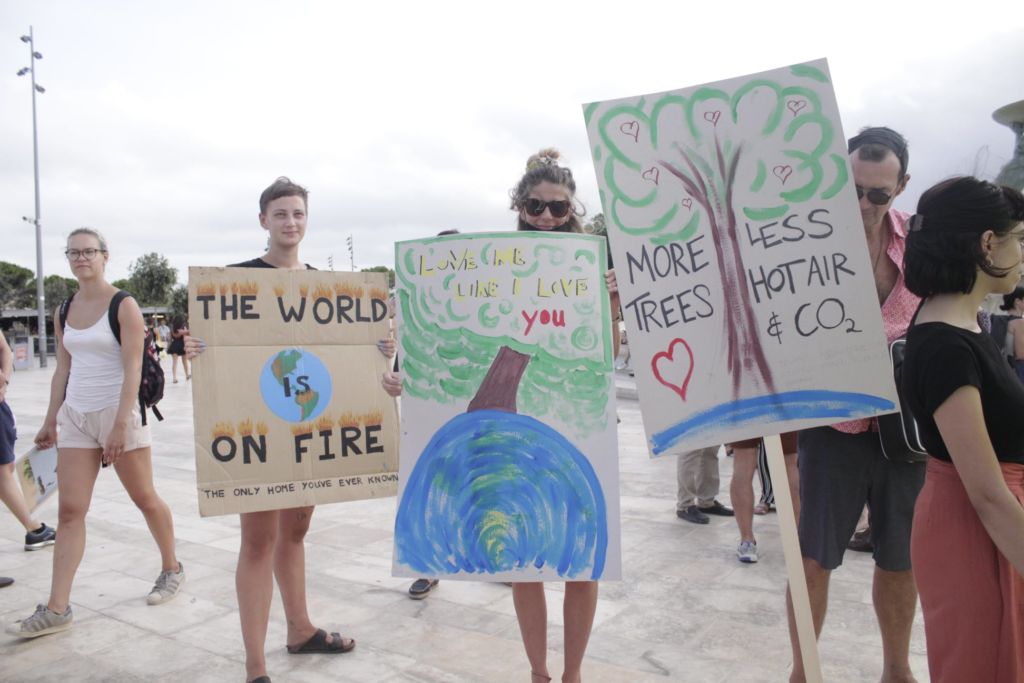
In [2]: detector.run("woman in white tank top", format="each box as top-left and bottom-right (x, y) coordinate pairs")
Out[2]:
(5, 228), (183, 640)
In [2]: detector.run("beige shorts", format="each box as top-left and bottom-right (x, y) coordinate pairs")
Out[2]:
(57, 403), (152, 452)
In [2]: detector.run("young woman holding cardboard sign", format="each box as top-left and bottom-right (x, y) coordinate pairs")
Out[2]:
(902, 176), (1024, 682)
(186, 177), (396, 683)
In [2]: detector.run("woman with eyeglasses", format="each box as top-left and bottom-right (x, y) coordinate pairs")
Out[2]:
(901, 177), (1024, 682)
(507, 149), (619, 683)
(6, 227), (183, 640)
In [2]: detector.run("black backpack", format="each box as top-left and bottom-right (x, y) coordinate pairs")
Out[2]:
(59, 291), (165, 425)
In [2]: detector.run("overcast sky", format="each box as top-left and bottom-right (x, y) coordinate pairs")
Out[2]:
(2, 1), (1022, 285)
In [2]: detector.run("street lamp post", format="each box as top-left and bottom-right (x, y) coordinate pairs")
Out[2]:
(18, 26), (47, 367)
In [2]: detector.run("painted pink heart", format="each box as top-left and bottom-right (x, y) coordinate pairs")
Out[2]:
(651, 338), (695, 401)
(681, 198), (693, 210)
(773, 165), (793, 184)
(703, 110), (721, 126)
(786, 99), (806, 116)
(641, 167), (660, 185)
(619, 120), (640, 142)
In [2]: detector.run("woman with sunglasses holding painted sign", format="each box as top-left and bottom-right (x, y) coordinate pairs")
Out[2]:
(6, 228), (183, 639)
(509, 149), (619, 683)
(901, 177), (1024, 682)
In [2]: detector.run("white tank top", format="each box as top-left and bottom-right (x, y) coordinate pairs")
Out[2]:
(63, 312), (125, 412)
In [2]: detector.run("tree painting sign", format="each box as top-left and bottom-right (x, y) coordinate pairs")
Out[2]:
(188, 268), (399, 516)
(392, 232), (621, 582)
(584, 59), (898, 456)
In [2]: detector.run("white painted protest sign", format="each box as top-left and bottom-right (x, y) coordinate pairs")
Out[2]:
(584, 59), (898, 456)
(392, 232), (621, 581)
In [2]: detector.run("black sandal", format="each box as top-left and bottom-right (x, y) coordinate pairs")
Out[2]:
(286, 628), (355, 654)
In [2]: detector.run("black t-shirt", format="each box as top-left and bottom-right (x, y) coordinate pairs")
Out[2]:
(903, 322), (1024, 464)
(228, 257), (315, 270)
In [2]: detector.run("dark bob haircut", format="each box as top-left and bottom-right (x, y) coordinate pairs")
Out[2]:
(1002, 286), (1024, 311)
(904, 176), (1024, 297)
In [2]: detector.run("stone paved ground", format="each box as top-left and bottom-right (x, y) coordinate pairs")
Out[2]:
(0, 359), (929, 682)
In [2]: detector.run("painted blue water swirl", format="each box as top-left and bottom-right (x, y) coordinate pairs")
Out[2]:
(395, 409), (607, 579)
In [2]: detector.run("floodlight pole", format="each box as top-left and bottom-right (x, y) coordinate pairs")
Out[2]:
(19, 26), (47, 367)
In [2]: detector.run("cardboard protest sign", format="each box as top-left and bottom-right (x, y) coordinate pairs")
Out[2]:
(584, 58), (898, 456)
(189, 268), (399, 516)
(392, 232), (621, 582)
(17, 446), (57, 511)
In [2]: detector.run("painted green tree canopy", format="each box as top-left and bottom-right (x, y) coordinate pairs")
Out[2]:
(395, 232), (612, 436)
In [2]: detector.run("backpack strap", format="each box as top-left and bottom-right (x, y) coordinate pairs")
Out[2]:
(107, 290), (131, 345)
(59, 294), (75, 332)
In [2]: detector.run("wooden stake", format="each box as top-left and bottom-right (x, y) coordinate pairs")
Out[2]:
(763, 433), (823, 683)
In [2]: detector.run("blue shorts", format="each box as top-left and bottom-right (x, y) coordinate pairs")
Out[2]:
(0, 401), (16, 465)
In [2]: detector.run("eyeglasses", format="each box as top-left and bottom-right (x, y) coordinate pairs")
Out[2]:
(523, 198), (571, 218)
(855, 185), (895, 206)
(65, 248), (106, 261)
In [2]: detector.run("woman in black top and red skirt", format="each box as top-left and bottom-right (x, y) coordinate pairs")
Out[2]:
(901, 176), (1024, 682)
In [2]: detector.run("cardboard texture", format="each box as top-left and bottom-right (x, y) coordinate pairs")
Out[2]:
(392, 232), (621, 582)
(188, 267), (398, 516)
(17, 446), (58, 511)
(583, 58), (899, 456)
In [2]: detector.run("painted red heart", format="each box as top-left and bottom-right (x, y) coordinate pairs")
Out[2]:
(703, 110), (721, 126)
(641, 167), (660, 185)
(773, 165), (793, 184)
(619, 120), (640, 142)
(681, 198), (693, 209)
(786, 99), (806, 116)
(651, 338), (695, 401)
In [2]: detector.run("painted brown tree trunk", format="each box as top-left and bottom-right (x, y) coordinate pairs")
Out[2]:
(467, 346), (531, 414)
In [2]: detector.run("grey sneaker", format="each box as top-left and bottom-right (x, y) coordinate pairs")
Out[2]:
(737, 540), (758, 563)
(6, 604), (73, 638)
(147, 562), (185, 605)
(24, 522), (56, 551)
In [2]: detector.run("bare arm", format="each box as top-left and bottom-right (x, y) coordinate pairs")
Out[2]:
(934, 385), (1024, 574)
(102, 297), (145, 464)
(1011, 318), (1024, 360)
(35, 307), (73, 448)
(0, 333), (12, 403)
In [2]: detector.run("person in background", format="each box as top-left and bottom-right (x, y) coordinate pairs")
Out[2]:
(675, 445), (733, 525)
(902, 176), (1024, 682)
(1004, 287), (1024, 381)
(167, 315), (190, 383)
(0, 333), (57, 552)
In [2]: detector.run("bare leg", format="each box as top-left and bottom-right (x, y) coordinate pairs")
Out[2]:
(786, 557), (831, 683)
(873, 567), (919, 683)
(562, 581), (598, 683)
(274, 506), (352, 650)
(183, 355), (191, 379)
(730, 446), (758, 542)
(113, 447), (177, 571)
(171, 355), (179, 381)
(0, 462), (41, 531)
(237, 510), (278, 682)
(512, 582), (550, 681)
(47, 448), (102, 612)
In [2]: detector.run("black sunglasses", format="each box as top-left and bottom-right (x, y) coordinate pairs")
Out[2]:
(855, 185), (895, 206)
(523, 198), (571, 218)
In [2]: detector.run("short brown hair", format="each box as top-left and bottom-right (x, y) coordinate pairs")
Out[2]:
(259, 177), (308, 215)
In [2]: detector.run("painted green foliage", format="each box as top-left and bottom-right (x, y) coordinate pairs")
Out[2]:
(589, 63), (845, 245)
(396, 235), (612, 435)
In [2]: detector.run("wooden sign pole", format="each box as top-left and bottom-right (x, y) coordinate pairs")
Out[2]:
(763, 434), (823, 683)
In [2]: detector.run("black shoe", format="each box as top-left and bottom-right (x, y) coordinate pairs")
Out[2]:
(698, 500), (735, 517)
(24, 523), (56, 551)
(676, 505), (709, 524)
(408, 578), (439, 599)
(848, 527), (873, 553)
(0, 576), (13, 588)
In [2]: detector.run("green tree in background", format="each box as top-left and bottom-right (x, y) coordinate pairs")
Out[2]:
(128, 253), (178, 306)
(111, 278), (133, 293)
(0, 262), (35, 309)
(40, 275), (78, 308)
(361, 265), (396, 289)
(169, 285), (189, 318)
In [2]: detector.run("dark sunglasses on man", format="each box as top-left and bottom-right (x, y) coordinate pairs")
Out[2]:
(523, 198), (572, 218)
(855, 185), (895, 206)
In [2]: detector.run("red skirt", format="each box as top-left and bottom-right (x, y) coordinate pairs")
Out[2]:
(911, 458), (1024, 682)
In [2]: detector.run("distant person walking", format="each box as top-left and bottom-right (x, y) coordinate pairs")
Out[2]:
(6, 227), (183, 640)
(167, 315), (190, 383)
